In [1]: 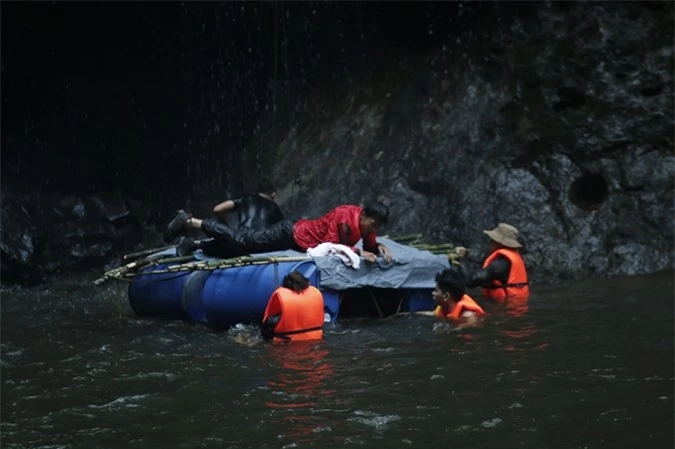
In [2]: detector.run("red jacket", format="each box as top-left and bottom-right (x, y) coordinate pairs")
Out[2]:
(292, 205), (377, 253)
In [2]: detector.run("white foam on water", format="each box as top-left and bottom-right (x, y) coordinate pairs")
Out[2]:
(118, 371), (175, 381)
(349, 410), (401, 429)
(481, 418), (503, 428)
(87, 394), (152, 409)
(371, 347), (395, 353)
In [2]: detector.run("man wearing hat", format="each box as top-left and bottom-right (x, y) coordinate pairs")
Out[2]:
(463, 223), (529, 301)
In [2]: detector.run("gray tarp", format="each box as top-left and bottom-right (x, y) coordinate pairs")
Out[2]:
(311, 238), (449, 290)
(190, 237), (450, 290)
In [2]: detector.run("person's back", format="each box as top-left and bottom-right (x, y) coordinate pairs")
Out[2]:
(292, 204), (386, 254)
(261, 271), (324, 342)
(213, 179), (284, 230)
(231, 193), (284, 230)
(292, 205), (361, 250)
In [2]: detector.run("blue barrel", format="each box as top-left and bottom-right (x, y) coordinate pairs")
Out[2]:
(128, 264), (192, 320)
(202, 259), (330, 329)
(402, 289), (435, 313)
(129, 259), (341, 329)
(320, 290), (340, 323)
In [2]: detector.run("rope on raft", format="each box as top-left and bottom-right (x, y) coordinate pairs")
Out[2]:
(94, 234), (463, 285)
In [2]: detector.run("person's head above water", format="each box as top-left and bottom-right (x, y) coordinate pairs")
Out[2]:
(282, 270), (310, 293)
(433, 268), (467, 306)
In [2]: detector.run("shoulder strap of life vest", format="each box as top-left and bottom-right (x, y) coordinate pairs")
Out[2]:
(449, 294), (485, 319)
(482, 248), (529, 296)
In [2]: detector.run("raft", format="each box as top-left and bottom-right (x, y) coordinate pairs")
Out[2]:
(101, 237), (456, 329)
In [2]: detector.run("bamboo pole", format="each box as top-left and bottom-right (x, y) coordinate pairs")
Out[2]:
(122, 245), (173, 262)
(410, 243), (456, 251)
(113, 255), (312, 281)
(94, 254), (197, 286)
(389, 233), (423, 243)
(100, 231), (467, 285)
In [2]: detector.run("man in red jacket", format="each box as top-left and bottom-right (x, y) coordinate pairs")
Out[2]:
(165, 202), (392, 262)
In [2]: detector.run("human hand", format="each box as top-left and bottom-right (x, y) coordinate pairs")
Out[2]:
(379, 245), (392, 262)
(455, 246), (467, 258)
(361, 250), (378, 263)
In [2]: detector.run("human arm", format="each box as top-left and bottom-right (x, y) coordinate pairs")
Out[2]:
(453, 311), (480, 328)
(337, 222), (354, 247)
(375, 242), (392, 262)
(464, 257), (511, 288)
(362, 233), (392, 263)
(336, 222), (375, 261)
(213, 199), (238, 223)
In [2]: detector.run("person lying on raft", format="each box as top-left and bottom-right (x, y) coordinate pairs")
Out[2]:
(164, 202), (393, 262)
(261, 270), (325, 342)
(190, 179), (285, 258)
(409, 268), (485, 327)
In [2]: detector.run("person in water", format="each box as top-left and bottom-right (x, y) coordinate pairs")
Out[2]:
(165, 202), (393, 262)
(460, 223), (530, 301)
(211, 179), (284, 230)
(433, 268), (485, 325)
(261, 270), (325, 342)
(411, 268), (485, 327)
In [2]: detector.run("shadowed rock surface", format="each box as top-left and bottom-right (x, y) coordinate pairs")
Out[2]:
(2, 2), (673, 285)
(1, 192), (153, 284)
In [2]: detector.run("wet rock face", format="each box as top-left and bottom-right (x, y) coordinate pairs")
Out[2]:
(265, 2), (674, 283)
(1, 192), (147, 284)
(1, 199), (46, 284)
(2, 2), (672, 285)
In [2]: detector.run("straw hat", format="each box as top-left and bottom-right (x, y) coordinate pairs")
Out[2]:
(483, 223), (522, 248)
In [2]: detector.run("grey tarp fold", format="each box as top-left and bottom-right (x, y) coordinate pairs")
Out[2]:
(191, 237), (450, 290)
(309, 238), (450, 290)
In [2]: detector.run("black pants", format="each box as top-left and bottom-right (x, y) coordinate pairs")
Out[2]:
(200, 219), (298, 258)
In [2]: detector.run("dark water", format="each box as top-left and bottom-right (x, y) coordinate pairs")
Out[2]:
(2, 271), (673, 449)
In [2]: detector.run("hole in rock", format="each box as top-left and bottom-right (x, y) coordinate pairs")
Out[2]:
(568, 173), (608, 211)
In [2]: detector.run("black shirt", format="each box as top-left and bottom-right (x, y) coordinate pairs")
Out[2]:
(231, 194), (284, 230)
(463, 256), (512, 288)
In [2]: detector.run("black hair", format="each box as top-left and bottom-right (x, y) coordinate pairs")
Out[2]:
(435, 268), (467, 300)
(363, 201), (389, 225)
(282, 270), (310, 293)
(256, 179), (277, 195)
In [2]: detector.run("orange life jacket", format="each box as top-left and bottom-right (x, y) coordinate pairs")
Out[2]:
(481, 248), (529, 301)
(434, 294), (485, 320)
(262, 286), (324, 342)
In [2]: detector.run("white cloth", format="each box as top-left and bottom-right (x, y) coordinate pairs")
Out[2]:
(306, 243), (361, 269)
